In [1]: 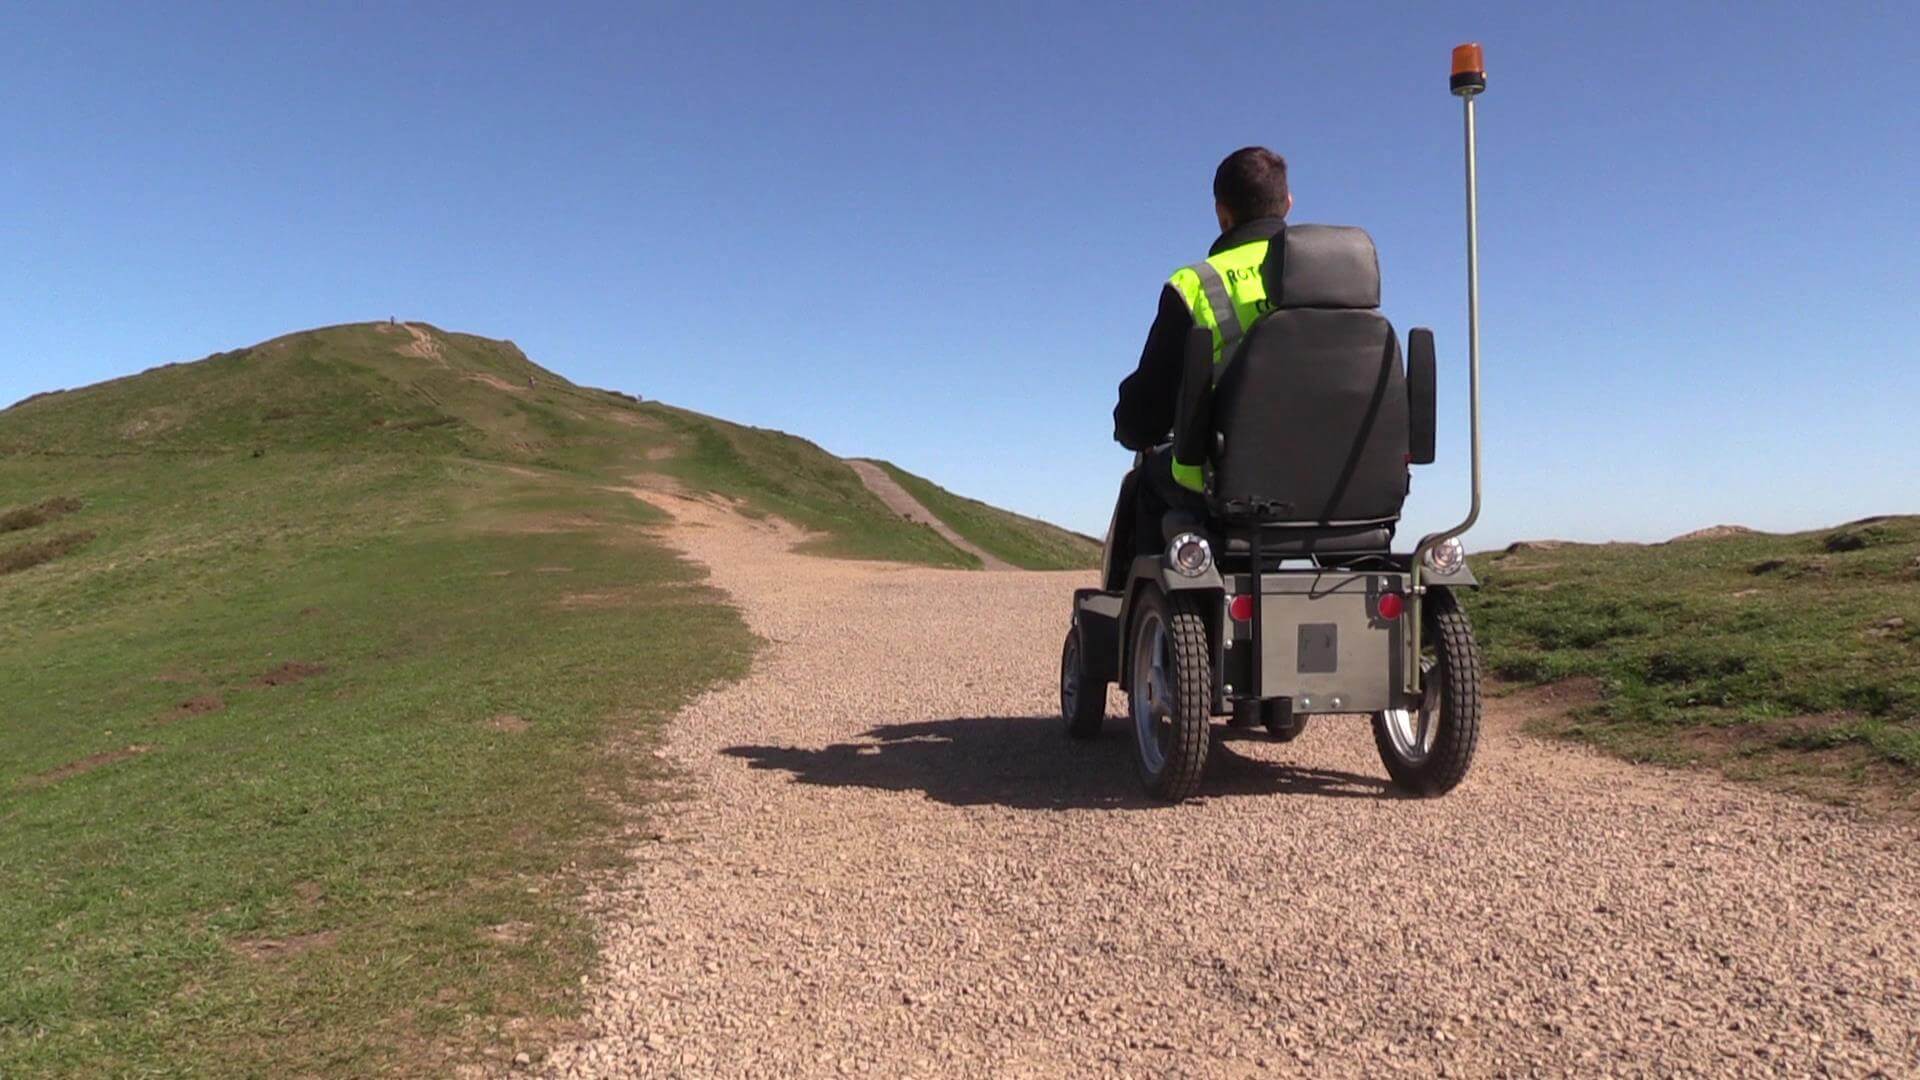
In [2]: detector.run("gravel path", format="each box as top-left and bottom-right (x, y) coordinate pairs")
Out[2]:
(538, 493), (1920, 1078)
(844, 460), (1013, 570)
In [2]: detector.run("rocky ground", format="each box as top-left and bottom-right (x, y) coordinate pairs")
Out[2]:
(533, 493), (1919, 1078)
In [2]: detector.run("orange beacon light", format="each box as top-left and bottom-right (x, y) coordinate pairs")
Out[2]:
(1450, 43), (1486, 96)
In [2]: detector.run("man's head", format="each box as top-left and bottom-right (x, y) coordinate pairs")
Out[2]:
(1213, 147), (1291, 232)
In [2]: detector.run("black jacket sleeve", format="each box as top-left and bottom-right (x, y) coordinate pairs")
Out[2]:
(1113, 284), (1195, 451)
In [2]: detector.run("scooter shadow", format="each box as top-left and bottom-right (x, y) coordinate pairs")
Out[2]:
(722, 716), (1400, 811)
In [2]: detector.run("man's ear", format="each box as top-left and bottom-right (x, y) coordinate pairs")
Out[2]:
(1284, 192), (1293, 218)
(1215, 201), (1233, 233)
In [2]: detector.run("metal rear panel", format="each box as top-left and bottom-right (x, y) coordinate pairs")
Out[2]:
(1253, 572), (1404, 712)
(1296, 624), (1339, 673)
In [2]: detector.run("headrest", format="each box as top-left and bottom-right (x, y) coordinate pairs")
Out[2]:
(1262, 225), (1380, 309)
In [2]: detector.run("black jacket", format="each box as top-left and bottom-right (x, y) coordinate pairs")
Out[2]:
(1112, 216), (1287, 451)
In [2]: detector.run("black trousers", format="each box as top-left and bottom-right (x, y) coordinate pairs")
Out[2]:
(1112, 445), (1207, 576)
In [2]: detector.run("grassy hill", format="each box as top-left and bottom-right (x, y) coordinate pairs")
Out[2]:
(1468, 518), (1920, 815)
(0, 322), (1082, 1075)
(0, 321), (990, 566)
(863, 459), (1099, 571)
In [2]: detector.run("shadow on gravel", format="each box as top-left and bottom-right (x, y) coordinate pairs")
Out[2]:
(723, 716), (1397, 810)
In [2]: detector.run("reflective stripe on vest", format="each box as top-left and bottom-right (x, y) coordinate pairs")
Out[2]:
(1167, 238), (1273, 367)
(1166, 238), (1273, 492)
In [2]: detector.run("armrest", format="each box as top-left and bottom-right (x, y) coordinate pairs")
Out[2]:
(1171, 326), (1214, 470)
(1407, 328), (1437, 465)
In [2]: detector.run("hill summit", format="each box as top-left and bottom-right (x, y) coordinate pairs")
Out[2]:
(2, 320), (1095, 570)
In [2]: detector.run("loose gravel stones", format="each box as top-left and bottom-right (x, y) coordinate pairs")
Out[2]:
(533, 494), (1920, 1078)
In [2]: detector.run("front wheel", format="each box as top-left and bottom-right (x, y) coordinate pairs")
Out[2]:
(1127, 587), (1212, 801)
(1372, 587), (1481, 796)
(1060, 626), (1105, 740)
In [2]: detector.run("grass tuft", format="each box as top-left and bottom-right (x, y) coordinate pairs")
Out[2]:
(1778, 720), (1920, 768)
(1643, 646), (1749, 685)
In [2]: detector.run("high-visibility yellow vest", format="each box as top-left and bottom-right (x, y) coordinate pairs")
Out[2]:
(1166, 238), (1273, 491)
(1168, 239), (1273, 365)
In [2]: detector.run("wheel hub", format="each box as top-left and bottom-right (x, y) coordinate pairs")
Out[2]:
(1131, 613), (1171, 774)
(1382, 657), (1442, 761)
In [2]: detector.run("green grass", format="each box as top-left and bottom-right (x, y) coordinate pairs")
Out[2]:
(0, 449), (751, 1076)
(866, 460), (1099, 571)
(0, 321), (976, 566)
(651, 409), (976, 567)
(0, 320), (1053, 1075)
(1466, 518), (1920, 809)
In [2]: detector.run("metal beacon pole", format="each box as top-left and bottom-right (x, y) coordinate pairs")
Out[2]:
(1407, 43), (1487, 695)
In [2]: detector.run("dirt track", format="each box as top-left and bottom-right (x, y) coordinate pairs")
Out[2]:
(844, 460), (1013, 570)
(538, 494), (1920, 1078)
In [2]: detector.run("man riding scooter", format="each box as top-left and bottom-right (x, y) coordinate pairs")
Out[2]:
(1062, 46), (1490, 802)
(1110, 147), (1293, 565)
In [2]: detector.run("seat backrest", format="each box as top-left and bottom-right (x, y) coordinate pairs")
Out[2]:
(1206, 225), (1409, 526)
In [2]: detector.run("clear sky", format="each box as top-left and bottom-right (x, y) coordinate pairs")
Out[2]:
(3, 1), (1915, 547)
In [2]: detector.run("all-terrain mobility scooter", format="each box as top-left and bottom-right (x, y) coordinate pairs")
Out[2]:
(1060, 45), (1492, 802)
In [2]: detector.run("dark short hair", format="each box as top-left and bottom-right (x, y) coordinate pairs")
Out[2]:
(1213, 147), (1290, 223)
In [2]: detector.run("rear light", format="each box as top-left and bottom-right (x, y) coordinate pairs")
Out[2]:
(1229, 594), (1255, 622)
(1377, 592), (1405, 621)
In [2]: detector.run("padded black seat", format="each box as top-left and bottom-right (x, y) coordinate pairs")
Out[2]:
(1175, 224), (1410, 548)
(1222, 525), (1393, 557)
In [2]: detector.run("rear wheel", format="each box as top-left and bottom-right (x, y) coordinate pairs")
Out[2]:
(1060, 626), (1105, 740)
(1372, 587), (1480, 795)
(1127, 587), (1211, 802)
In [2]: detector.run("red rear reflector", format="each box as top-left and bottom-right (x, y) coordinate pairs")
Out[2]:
(1229, 594), (1255, 622)
(1377, 592), (1405, 621)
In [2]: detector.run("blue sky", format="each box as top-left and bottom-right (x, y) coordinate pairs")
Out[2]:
(3, 2), (1915, 546)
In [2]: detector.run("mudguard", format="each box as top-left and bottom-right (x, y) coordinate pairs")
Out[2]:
(1070, 589), (1123, 686)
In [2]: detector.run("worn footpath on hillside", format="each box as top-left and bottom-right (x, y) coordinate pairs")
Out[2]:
(534, 494), (1919, 1078)
(844, 459), (1012, 570)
